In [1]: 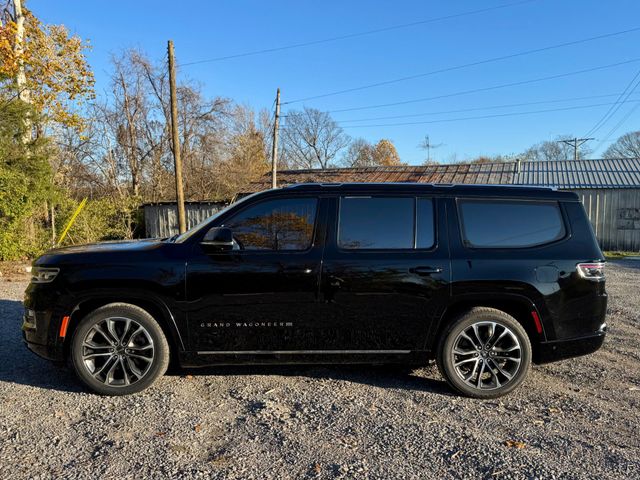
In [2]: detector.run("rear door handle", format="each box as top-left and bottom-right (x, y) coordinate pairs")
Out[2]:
(280, 265), (315, 274)
(410, 266), (443, 276)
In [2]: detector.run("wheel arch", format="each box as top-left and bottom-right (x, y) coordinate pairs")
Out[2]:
(430, 294), (545, 358)
(63, 291), (185, 362)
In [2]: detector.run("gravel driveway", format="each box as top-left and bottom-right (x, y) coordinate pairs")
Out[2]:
(0, 261), (638, 479)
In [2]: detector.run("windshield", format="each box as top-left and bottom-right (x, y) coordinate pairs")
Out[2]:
(171, 192), (263, 243)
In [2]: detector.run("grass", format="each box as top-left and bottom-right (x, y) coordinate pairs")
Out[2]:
(604, 251), (639, 260)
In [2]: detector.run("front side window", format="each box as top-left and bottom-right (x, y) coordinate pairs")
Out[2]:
(223, 198), (317, 251)
(459, 199), (565, 248)
(338, 197), (415, 249)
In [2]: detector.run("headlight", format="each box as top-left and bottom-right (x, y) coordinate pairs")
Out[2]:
(31, 267), (60, 284)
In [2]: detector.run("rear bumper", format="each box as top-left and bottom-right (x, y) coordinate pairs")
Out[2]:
(534, 326), (606, 364)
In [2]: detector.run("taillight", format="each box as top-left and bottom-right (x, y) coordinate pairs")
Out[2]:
(576, 262), (605, 280)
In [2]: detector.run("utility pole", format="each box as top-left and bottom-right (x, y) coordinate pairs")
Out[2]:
(271, 88), (281, 189)
(167, 40), (187, 234)
(559, 137), (594, 161)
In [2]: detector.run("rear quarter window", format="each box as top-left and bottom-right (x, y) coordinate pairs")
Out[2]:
(458, 199), (566, 248)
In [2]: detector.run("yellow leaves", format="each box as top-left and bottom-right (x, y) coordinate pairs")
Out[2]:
(373, 139), (403, 166)
(1, 6), (95, 132)
(0, 19), (19, 77)
(504, 440), (526, 449)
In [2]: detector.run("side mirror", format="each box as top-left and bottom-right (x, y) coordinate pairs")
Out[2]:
(201, 227), (234, 251)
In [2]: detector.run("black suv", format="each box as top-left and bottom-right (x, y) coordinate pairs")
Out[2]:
(23, 183), (607, 398)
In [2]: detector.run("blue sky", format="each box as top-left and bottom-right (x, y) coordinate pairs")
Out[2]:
(34, 0), (640, 164)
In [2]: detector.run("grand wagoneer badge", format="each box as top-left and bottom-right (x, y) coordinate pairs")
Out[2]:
(200, 322), (294, 328)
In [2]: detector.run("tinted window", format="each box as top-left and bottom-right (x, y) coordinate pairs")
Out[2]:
(417, 198), (435, 248)
(224, 198), (317, 251)
(459, 200), (565, 248)
(338, 197), (414, 249)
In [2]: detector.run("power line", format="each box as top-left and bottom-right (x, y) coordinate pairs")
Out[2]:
(334, 100), (640, 128)
(179, 0), (539, 66)
(593, 102), (640, 153)
(334, 92), (640, 123)
(604, 103), (640, 140)
(584, 67), (640, 137)
(284, 26), (640, 104)
(319, 58), (640, 114)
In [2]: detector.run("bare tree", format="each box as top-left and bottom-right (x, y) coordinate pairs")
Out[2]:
(216, 105), (270, 198)
(603, 131), (640, 159)
(56, 48), (273, 204)
(281, 107), (350, 169)
(341, 138), (375, 167)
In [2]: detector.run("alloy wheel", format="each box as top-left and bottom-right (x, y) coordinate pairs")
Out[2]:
(451, 321), (522, 391)
(81, 316), (155, 387)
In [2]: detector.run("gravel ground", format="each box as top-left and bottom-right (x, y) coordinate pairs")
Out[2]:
(0, 261), (638, 479)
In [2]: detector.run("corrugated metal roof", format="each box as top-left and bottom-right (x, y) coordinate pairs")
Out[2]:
(246, 158), (640, 192)
(513, 158), (640, 188)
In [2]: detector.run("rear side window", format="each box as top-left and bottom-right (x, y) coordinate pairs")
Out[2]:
(339, 197), (414, 249)
(458, 200), (565, 248)
(224, 198), (317, 251)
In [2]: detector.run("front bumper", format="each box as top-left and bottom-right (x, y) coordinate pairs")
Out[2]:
(24, 338), (64, 363)
(22, 307), (66, 363)
(534, 325), (606, 364)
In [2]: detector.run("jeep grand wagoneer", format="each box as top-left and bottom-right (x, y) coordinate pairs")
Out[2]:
(23, 183), (607, 397)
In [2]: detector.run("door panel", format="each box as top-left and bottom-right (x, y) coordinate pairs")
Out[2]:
(186, 196), (326, 352)
(319, 196), (451, 351)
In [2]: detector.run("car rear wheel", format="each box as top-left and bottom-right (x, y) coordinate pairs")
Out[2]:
(437, 307), (531, 398)
(70, 303), (170, 395)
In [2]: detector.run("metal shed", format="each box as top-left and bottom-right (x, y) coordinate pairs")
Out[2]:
(142, 201), (226, 238)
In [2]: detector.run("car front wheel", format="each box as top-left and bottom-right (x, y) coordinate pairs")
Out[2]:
(70, 303), (170, 395)
(437, 307), (532, 398)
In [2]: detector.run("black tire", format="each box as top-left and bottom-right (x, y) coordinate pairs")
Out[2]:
(436, 307), (531, 399)
(70, 303), (170, 396)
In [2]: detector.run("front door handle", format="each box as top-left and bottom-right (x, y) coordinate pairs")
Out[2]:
(410, 266), (443, 276)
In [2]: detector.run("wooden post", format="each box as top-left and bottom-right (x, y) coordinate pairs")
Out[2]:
(271, 88), (280, 189)
(167, 40), (187, 234)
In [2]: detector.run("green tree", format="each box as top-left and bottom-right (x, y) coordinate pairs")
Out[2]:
(0, 99), (54, 259)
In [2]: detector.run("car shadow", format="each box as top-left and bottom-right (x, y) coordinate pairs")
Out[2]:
(1, 298), (452, 396)
(609, 258), (640, 269)
(171, 363), (454, 396)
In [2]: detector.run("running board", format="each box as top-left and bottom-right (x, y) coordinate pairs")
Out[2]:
(197, 350), (411, 355)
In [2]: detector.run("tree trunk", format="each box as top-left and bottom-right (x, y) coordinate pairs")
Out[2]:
(13, 0), (32, 142)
